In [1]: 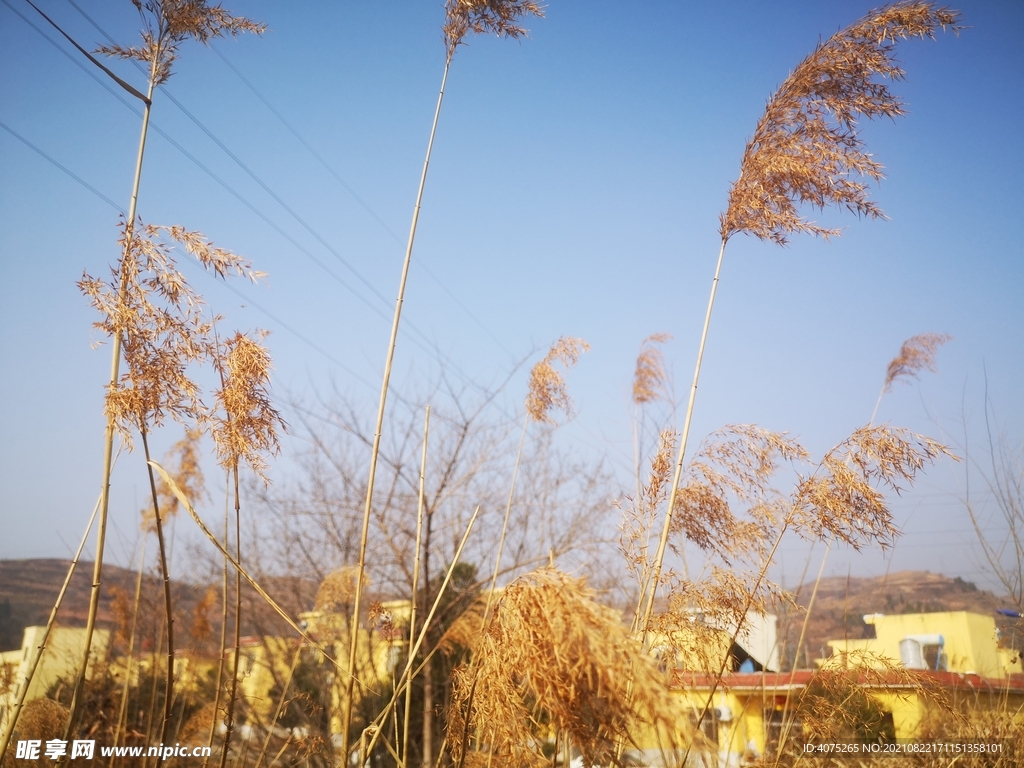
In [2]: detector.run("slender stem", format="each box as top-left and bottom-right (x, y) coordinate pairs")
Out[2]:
(639, 237), (728, 639)
(63, 45), (159, 747)
(342, 55), (452, 761)
(362, 506), (480, 764)
(253, 640), (303, 768)
(203, 479), (231, 768)
(403, 406), (430, 767)
(218, 464), (243, 768)
(140, 423), (175, 757)
(681, 524), (787, 766)
(110, 535), (147, 764)
(0, 495), (100, 758)
(484, 416), (529, 621)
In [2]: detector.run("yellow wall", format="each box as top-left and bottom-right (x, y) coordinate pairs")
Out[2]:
(827, 611), (1022, 679)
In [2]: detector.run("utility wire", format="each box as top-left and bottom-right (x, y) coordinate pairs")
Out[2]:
(0, 117), (381, 395)
(208, 44), (514, 358)
(61, 0), (490, 385)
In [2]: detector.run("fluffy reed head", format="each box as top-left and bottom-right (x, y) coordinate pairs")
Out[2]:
(211, 330), (284, 479)
(632, 333), (671, 405)
(443, 0), (545, 61)
(720, 1), (960, 245)
(883, 332), (952, 392)
(620, 429), (677, 584)
(314, 567), (360, 613)
(790, 425), (952, 549)
(525, 337), (589, 423)
(449, 568), (684, 767)
(80, 220), (252, 445)
(98, 0), (264, 85)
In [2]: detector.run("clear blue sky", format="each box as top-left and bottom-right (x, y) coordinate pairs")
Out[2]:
(1, 1), (1021, 590)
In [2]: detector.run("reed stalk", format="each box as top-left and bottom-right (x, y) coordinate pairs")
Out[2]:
(0, 493), (100, 759)
(342, 54), (452, 760)
(218, 464), (242, 768)
(402, 406), (430, 767)
(110, 536), (147, 762)
(638, 2), (959, 641)
(343, 4), (543, 755)
(139, 424), (175, 750)
(202, 482), (230, 768)
(252, 640), (302, 768)
(358, 506), (481, 764)
(62, 51), (159, 748)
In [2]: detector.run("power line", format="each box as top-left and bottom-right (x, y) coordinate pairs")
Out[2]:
(208, 44), (515, 358)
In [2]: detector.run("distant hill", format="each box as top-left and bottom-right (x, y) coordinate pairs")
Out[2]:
(0, 559), (318, 654)
(778, 570), (1021, 669)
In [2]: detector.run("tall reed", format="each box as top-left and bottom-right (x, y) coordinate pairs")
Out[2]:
(65, 0), (262, 747)
(639, 0), (961, 639)
(210, 330), (284, 768)
(343, 1), (543, 760)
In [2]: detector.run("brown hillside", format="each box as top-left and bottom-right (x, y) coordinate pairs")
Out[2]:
(777, 570), (1020, 670)
(0, 559), (318, 655)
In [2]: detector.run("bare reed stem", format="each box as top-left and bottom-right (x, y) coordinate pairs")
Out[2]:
(403, 406), (430, 767)
(62, 53), (159, 748)
(342, 56), (452, 761)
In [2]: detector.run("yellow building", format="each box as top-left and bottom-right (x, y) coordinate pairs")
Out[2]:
(0, 626), (110, 735)
(660, 611), (1024, 767)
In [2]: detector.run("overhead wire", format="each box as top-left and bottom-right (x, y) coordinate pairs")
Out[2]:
(62, 0), (498, 392)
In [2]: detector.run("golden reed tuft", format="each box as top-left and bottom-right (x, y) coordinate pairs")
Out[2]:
(720, 2), (960, 245)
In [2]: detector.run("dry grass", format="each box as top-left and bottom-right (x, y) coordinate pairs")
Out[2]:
(443, 0), (545, 60)
(525, 337), (589, 423)
(720, 2), (960, 244)
(211, 330), (284, 479)
(883, 333), (953, 392)
(449, 568), (689, 768)
(98, 0), (264, 86)
(633, 333), (672, 406)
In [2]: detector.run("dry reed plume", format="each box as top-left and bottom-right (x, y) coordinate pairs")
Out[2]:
(98, 0), (264, 86)
(642, 0), (960, 638)
(632, 333), (671, 406)
(443, 0), (544, 61)
(449, 568), (687, 768)
(525, 337), (590, 423)
(721, 2), (961, 244)
(343, 3), (545, 755)
(212, 330), (284, 480)
(883, 333), (953, 392)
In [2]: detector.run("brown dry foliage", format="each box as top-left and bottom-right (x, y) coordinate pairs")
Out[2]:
(79, 219), (262, 446)
(443, 0), (544, 61)
(98, 0), (264, 85)
(448, 568), (686, 768)
(720, 1), (960, 245)
(141, 428), (206, 531)
(620, 429), (677, 587)
(211, 330), (284, 480)
(669, 425), (808, 563)
(1, 698), (68, 767)
(314, 567), (360, 614)
(524, 337), (589, 423)
(790, 425), (953, 549)
(190, 585), (217, 644)
(632, 333), (672, 405)
(883, 332), (952, 392)
(109, 585), (133, 649)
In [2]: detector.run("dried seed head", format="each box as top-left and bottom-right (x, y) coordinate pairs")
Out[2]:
(524, 337), (589, 423)
(443, 0), (544, 61)
(720, 2), (961, 245)
(883, 333), (952, 392)
(141, 428), (206, 532)
(790, 425), (953, 549)
(314, 567), (361, 613)
(449, 568), (686, 767)
(632, 333), (672, 405)
(98, 0), (264, 85)
(620, 430), (677, 582)
(211, 330), (284, 480)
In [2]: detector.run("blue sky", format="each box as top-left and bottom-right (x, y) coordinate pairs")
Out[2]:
(1, 1), (1022, 590)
